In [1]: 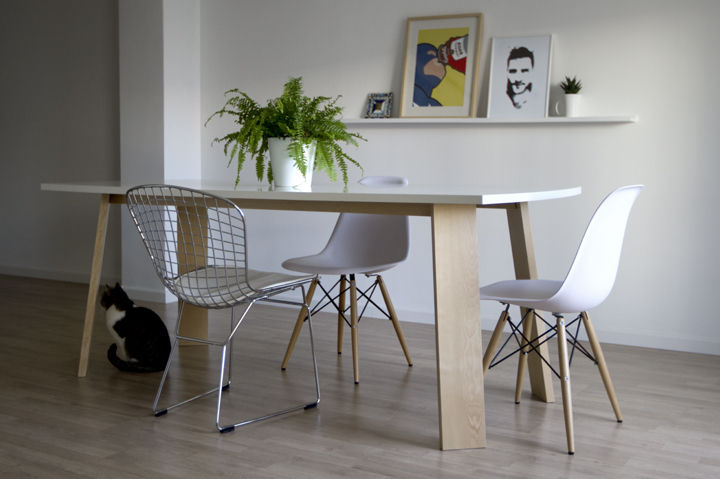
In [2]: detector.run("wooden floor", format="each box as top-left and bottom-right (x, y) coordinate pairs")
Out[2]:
(1, 274), (719, 478)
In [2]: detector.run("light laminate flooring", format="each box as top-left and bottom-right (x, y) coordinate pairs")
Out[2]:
(1, 274), (719, 478)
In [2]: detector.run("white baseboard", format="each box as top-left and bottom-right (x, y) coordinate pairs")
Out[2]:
(0, 265), (120, 287)
(122, 285), (169, 303)
(487, 314), (720, 356)
(4, 267), (717, 356)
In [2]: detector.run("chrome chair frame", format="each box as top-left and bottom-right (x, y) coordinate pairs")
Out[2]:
(126, 184), (320, 432)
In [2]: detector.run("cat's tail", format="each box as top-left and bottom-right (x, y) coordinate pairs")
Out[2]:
(107, 343), (166, 373)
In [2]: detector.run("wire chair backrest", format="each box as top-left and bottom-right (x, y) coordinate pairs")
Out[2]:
(126, 185), (253, 309)
(549, 184), (644, 312)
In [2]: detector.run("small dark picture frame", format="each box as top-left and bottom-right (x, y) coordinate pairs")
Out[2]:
(365, 93), (393, 118)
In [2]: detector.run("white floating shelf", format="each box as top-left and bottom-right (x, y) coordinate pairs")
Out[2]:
(343, 115), (638, 126)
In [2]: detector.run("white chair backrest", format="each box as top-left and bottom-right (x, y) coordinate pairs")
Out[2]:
(322, 212), (409, 269)
(358, 175), (409, 187)
(549, 185), (643, 312)
(319, 176), (410, 271)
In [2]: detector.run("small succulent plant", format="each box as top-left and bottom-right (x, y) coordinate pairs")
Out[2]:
(560, 76), (583, 94)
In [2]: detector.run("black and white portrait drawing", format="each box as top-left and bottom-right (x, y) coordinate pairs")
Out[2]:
(487, 35), (552, 118)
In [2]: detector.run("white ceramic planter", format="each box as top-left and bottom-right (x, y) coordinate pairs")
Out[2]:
(564, 94), (582, 117)
(268, 138), (316, 191)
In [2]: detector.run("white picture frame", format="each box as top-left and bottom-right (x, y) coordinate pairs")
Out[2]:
(487, 35), (553, 119)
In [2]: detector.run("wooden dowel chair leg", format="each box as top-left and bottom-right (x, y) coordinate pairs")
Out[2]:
(350, 275), (360, 384)
(514, 309), (534, 404)
(281, 278), (318, 370)
(377, 276), (413, 366)
(338, 275), (346, 355)
(581, 311), (623, 422)
(556, 315), (575, 455)
(483, 309), (509, 375)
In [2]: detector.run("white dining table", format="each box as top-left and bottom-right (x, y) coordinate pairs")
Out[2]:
(41, 180), (580, 451)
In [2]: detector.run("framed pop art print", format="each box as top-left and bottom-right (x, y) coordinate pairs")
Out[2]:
(399, 13), (484, 118)
(487, 35), (553, 119)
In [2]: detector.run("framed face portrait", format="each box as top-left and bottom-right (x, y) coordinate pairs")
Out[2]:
(399, 13), (484, 118)
(487, 35), (553, 119)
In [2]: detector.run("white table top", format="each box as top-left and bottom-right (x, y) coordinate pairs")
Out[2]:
(41, 180), (581, 207)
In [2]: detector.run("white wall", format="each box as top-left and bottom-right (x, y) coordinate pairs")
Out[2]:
(0, 0), (121, 284)
(118, 0), (202, 300)
(199, 0), (720, 354)
(2, 0), (718, 356)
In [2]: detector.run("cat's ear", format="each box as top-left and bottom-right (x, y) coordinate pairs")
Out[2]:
(115, 282), (121, 289)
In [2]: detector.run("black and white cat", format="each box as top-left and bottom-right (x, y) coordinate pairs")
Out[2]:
(101, 283), (171, 373)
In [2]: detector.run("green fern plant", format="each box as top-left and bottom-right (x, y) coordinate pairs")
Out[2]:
(205, 77), (365, 187)
(560, 75), (583, 94)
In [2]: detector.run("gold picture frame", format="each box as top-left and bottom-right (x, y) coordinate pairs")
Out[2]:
(399, 13), (484, 118)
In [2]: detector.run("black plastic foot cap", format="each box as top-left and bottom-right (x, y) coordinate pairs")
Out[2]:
(354, 381), (359, 385)
(568, 451), (575, 455)
(617, 419), (623, 423)
(304, 402), (318, 410)
(515, 401), (520, 405)
(408, 363), (413, 367)
(281, 367), (286, 371)
(220, 425), (235, 434)
(154, 409), (168, 417)
(222, 384), (230, 391)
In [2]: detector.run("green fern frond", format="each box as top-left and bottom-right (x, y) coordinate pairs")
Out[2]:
(205, 76), (365, 187)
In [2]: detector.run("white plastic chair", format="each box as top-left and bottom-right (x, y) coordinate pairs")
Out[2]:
(280, 176), (412, 384)
(126, 185), (320, 433)
(480, 185), (643, 454)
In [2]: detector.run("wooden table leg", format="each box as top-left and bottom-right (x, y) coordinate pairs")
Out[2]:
(506, 202), (555, 403)
(176, 206), (209, 341)
(77, 194), (110, 377)
(431, 204), (486, 450)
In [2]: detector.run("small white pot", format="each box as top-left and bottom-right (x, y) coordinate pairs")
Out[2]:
(268, 138), (316, 191)
(563, 93), (582, 117)
(553, 94), (583, 117)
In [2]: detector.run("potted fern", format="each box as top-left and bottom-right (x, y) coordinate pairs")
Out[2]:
(205, 77), (365, 189)
(559, 75), (583, 117)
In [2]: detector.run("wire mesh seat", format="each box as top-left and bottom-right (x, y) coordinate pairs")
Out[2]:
(126, 184), (320, 432)
(480, 185), (643, 454)
(280, 176), (412, 384)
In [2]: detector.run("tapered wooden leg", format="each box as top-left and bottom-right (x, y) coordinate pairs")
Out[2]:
(350, 275), (360, 384)
(506, 203), (554, 403)
(176, 206), (209, 343)
(514, 310), (535, 404)
(377, 275), (413, 366)
(483, 309), (509, 375)
(581, 311), (623, 422)
(281, 278), (318, 370)
(337, 275), (346, 355)
(431, 203), (486, 450)
(77, 194), (110, 377)
(556, 315), (575, 455)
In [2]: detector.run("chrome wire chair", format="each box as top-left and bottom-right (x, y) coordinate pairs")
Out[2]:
(126, 184), (320, 433)
(480, 185), (643, 454)
(280, 176), (412, 384)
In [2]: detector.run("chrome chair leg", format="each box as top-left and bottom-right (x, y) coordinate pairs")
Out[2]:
(215, 293), (321, 433)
